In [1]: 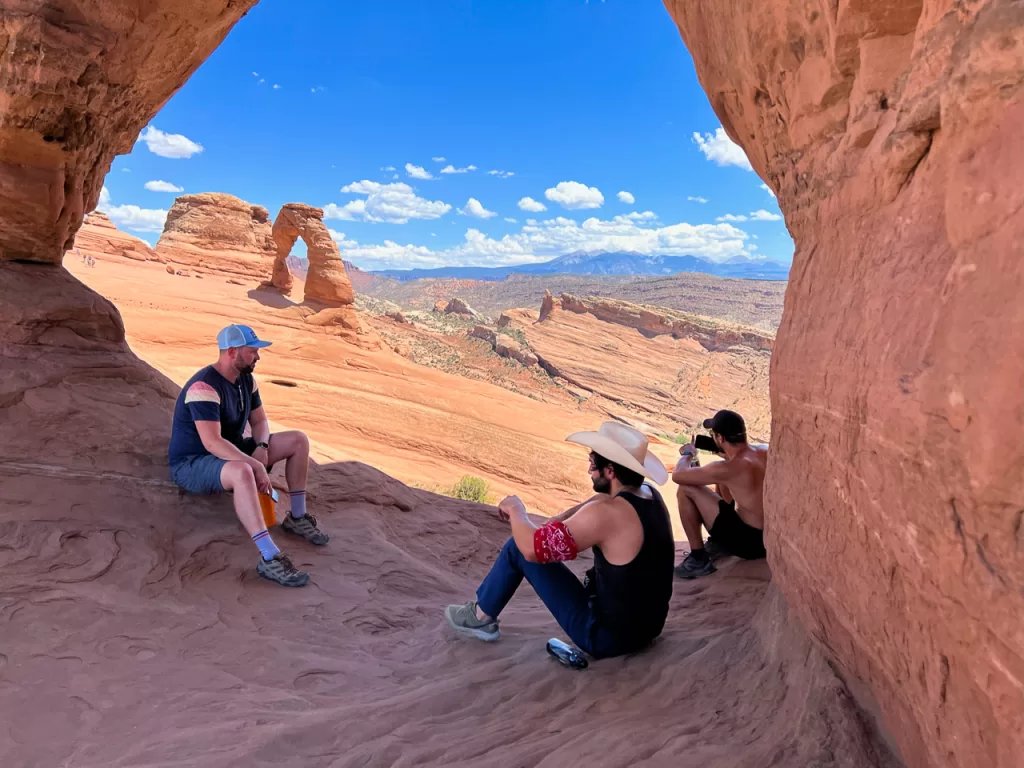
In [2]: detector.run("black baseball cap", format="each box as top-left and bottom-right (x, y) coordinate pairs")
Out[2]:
(702, 410), (747, 442)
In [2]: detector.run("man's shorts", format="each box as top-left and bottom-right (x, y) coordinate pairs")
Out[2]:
(710, 500), (767, 560)
(169, 439), (259, 495)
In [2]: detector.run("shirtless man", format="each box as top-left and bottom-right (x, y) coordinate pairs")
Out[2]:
(444, 422), (674, 658)
(672, 410), (767, 578)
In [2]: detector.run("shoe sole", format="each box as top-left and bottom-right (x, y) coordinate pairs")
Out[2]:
(257, 569), (310, 587)
(281, 525), (330, 546)
(445, 610), (500, 642)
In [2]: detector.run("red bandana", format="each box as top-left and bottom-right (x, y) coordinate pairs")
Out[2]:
(534, 521), (579, 563)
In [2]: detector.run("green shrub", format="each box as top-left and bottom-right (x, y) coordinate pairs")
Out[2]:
(447, 475), (493, 503)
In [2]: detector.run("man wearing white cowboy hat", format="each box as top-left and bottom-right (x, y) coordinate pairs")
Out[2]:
(445, 422), (674, 658)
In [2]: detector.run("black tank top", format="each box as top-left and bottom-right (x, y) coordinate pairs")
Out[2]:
(591, 485), (675, 647)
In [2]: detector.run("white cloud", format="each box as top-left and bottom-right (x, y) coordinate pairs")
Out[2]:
(259, 78), (265, 84)
(96, 186), (168, 233)
(617, 191), (635, 204)
(405, 162), (434, 180)
(272, 84), (281, 90)
(121, 168), (131, 173)
(381, 166), (396, 172)
(488, 170), (515, 178)
(692, 127), (753, 171)
(749, 209), (782, 221)
(138, 126), (203, 159)
(504, 217), (518, 223)
(760, 183), (776, 197)
(625, 211), (657, 221)
(328, 180), (451, 224)
(717, 214), (749, 222)
(311, 86), (326, 93)
(392, 173), (400, 179)
(337, 213), (755, 271)
(144, 180), (184, 193)
(518, 196), (548, 213)
(252, 72), (259, 77)
(687, 196), (708, 204)
(545, 181), (604, 210)
(440, 164), (477, 174)
(432, 156), (446, 163)
(458, 198), (497, 219)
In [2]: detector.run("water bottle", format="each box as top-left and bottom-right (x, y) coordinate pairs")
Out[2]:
(547, 638), (588, 670)
(259, 487), (279, 528)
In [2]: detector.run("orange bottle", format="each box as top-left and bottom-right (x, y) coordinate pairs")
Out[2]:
(259, 488), (278, 528)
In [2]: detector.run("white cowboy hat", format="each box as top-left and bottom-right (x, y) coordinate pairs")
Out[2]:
(566, 422), (668, 486)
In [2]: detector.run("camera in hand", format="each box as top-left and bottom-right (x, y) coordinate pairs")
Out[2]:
(694, 434), (722, 454)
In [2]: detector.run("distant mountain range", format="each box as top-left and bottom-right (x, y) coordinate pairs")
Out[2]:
(363, 251), (789, 282)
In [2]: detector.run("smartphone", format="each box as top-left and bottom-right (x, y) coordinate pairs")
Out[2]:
(694, 434), (721, 453)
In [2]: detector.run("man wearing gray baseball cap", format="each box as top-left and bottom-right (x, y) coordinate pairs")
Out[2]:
(168, 324), (330, 587)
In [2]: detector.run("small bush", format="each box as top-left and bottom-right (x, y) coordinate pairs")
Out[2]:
(447, 475), (493, 504)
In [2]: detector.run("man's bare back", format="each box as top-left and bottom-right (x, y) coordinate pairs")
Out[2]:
(718, 444), (767, 529)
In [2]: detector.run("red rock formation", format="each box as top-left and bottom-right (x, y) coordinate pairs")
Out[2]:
(444, 297), (477, 317)
(468, 325), (539, 367)
(155, 193), (276, 280)
(537, 289), (555, 322)
(0, 1), (257, 264)
(665, 1), (1024, 765)
(554, 293), (772, 353)
(271, 204), (354, 306)
(69, 212), (159, 262)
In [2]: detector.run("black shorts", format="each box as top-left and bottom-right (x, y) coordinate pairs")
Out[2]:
(710, 500), (766, 560)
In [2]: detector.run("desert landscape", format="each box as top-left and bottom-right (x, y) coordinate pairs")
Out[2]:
(1, 1), (1022, 767)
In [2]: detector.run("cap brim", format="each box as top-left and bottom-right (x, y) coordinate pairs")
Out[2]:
(249, 340), (272, 348)
(702, 418), (714, 429)
(566, 431), (668, 486)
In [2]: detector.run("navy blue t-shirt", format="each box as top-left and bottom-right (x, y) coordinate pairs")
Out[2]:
(168, 365), (263, 464)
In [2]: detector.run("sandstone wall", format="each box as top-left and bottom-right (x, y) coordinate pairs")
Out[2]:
(155, 193), (276, 280)
(664, 1), (1024, 766)
(0, 0), (258, 263)
(69, 212), (159, 262)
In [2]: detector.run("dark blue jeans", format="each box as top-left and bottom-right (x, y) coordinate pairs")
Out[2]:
(475, 537), (627, 659)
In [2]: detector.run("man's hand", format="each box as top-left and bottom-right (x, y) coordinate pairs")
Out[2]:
(497, 495), (527, 522)
(251, 446), (269, 468)
(252, 462), (273, 495)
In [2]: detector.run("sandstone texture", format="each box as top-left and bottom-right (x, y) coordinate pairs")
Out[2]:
(554, 292), (773, 353)
(69, 212), (159, 262)
(666, 1), (1024, 765)
(444, 297), (477, 317)
(155, 193), (276, 280)
(512, 302), (771, 440)
(468, 325), (539, 367)
(0, 0), (257, 263)
(271, 204), (354, 306)
(537, 289), (556, 322)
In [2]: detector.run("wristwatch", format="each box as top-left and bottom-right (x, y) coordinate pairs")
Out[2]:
(256, 441), (269, 449)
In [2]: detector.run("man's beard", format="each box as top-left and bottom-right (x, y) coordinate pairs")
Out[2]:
(238, 362), (256, 375)
(591, 474), (611, 494)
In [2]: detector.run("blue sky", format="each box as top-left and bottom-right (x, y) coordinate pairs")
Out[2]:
(97, 0), (793, 271)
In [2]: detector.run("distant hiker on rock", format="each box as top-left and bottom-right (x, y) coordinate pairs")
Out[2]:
(445, 422), (674, 658)
(168, 324), (330, 587)
(672, 410), (767, 578)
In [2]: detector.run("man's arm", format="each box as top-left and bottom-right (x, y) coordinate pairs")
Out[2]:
(195, 421), (271, 491)
(503, 496), (609, 563)
(672, 457), (733, 486)
(549, 493), (609, 523)
(248, 405), (271, 444)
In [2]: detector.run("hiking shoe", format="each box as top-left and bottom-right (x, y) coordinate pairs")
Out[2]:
(705, 537), (730, 561)
(257, 553), (310, 587)
(281, 513), (330, 546)
(675, 551), (717, 580)
(445, 601), (500, 642)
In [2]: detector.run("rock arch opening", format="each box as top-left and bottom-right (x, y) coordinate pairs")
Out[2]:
(269, 203), (353, 307)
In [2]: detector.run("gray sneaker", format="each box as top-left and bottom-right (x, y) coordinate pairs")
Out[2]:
(445, 601), (500, 641)
(675, 550), (717, 579)
(705, 537), (730, 561)
(257, 553), (310, 587)
(281, 513), (330, 546)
